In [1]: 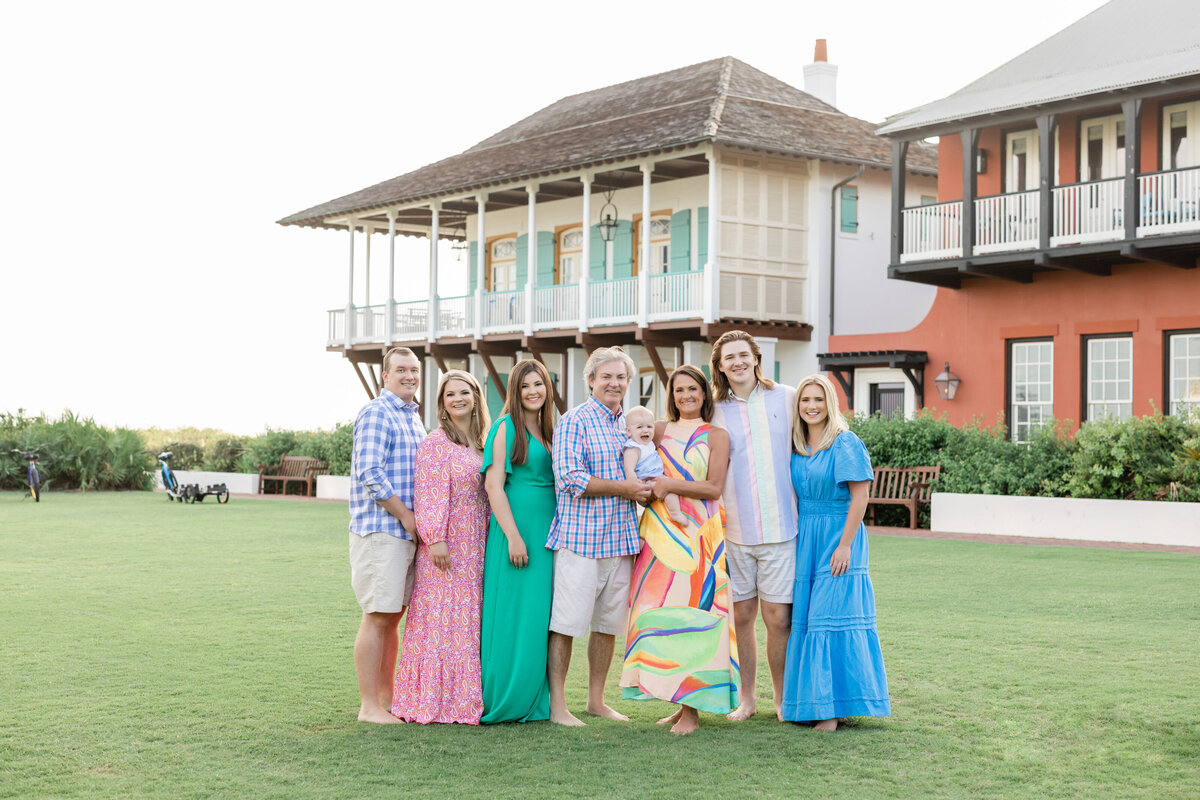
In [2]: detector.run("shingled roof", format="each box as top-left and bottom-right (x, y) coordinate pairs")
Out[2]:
(278, 57), (937, 229)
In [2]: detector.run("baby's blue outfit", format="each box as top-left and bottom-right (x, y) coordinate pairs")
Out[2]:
(624, 439), (663, 479)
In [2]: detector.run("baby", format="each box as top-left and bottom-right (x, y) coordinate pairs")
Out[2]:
(622, 406), (686, 527)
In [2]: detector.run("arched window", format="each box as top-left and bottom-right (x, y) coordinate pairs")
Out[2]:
(558, 226), (583, 284)
(489, 236), (517, 291)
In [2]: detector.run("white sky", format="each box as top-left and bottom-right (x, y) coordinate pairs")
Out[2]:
(1, 0), (1106, 435)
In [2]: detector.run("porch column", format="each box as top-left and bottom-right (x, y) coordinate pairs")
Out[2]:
(960, 128), (980, 258)
(525, 182), (536, 337)
(386, 211), (397, 345)
(475, 194), (486, 339)
(638, 162), (652, 328)
(1037, 114), (1057, 250)
(1122, 98), (1143, 241)
(890, 140), (908, 264)
(682, 341), (709, 371)
(344, 220), (356, 350)
(567, 347), (587, 407)
(623, 345), (644, 413)
(363, 224), (372, 307)
(705, 147), (720, 324)
(579, 172), (592, 333)
(423, 355), (439, 430)
(428, 202), (440, 344)
(757, 337), (778, 383)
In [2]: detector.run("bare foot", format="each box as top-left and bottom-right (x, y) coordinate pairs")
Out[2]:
(670, 708), (700, 735)
(584, 702), (630, 721)
(549, 707), (586, 727)
(727, 701), (756, 722)
(358, 707), (403, 724)
(657, 708), (683, 725)
(812, 719), (838, 731)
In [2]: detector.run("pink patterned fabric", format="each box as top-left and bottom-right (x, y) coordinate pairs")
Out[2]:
(391, 428), (489, 724)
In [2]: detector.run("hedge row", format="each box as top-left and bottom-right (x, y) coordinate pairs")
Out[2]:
(148, 424), (354, 476)
(1, 411), (151, 491)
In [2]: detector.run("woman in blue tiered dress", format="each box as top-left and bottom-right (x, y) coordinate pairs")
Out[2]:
(780, 373), (890, 731)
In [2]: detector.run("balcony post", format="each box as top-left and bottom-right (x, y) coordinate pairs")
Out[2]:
(705, 146), (719, 324)
(890, 140), (908, 264)
(639, 162), (652, 329)
(579, 172), (592, 333)
(386, 210), (397, 346)
(525, 182), (536, 337)
(345, 220), (356, 350)
(475, 194), (486, 339)
(1037, 114), (1057, 250)
(960, 128), (979, 258)
(1122, 98), (1143, 240)
(428, 202), (440, 344)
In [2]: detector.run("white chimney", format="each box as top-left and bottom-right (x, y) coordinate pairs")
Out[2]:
(803, 39), (838, 108)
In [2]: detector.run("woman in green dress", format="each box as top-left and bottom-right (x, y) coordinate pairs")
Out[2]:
(479, 358), (558, 723)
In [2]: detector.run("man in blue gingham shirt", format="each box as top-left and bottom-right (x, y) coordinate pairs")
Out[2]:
(546, 346), (652, 727)
(348, 346), (425, 725)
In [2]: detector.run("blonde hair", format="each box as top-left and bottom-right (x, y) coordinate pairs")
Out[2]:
(710, 330), (776, 402)
(584, 346), (637, 386)
(625, 406), (654, 425)
(436, 370), (490, 451)
(792, 373), (848, 456)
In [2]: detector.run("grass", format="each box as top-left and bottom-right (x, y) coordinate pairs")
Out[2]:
(1, 491), (1198, 800)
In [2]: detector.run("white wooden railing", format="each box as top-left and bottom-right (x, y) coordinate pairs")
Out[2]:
(1139, 166), (1200, 235)
(533, 283), (579, 330)
(974, 190), (1038, 253)
(328, 309), (345, 344)
(352, 305), (388, 344)
(589, 277), (638, 326)
(900, 201), (962, 262)
(436, 294), (473, 338)
(1052, 178), (1123, 245)
(481, 290), (524, 333)
(648, 270), (705, 321)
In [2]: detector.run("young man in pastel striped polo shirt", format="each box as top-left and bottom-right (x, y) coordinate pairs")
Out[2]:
(710, 331), (797, 722)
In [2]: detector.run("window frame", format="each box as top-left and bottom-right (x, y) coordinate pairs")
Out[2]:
(632, 209), (673, 276)
(1164, 327), (1200, 419)
(554, 223), (584, 285)
(485, 232), (518, 292)
(1081, 333), (1133, 422)
(1006, 337), (1054, 443)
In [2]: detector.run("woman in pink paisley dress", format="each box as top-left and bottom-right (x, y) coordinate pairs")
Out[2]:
(392, 370), (491, 724)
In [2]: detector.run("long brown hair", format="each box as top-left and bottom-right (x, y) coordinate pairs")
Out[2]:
(665, 364), (714, 422)
(501, 359), (556, 465)
(436, 370), (489, 451)
(709, 330), (776, 402)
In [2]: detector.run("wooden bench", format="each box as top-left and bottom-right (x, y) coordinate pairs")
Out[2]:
(867, 465), (942, 529)
(257, 455), (329, 497)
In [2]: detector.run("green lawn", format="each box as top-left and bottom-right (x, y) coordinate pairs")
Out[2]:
(1, 492), (1197, 800)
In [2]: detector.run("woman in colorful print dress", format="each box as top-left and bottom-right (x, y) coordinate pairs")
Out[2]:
(780, 373), (889, 730)
(392, 370), (491, 724)
(621, 365), (737, 735)
(479, 359), (558, 723)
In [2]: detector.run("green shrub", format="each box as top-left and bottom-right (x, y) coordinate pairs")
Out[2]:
(203, 437), (245, 472)
(293, 422), (353, 476)
(1064, 413), (1198, 500)
(0, 409), (152, 491)
(235, 429), (301, 474)
(163, 442), (204, 471)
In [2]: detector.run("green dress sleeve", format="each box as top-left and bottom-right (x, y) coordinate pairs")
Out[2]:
(481, 415), (515, 476)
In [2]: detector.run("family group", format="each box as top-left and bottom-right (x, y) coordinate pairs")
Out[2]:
(348, 331), (890, 735)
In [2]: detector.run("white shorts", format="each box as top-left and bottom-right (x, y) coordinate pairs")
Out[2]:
(349, 531), (416, 614)
(548, 548), (632, 638)
(725, 539), (795, 604)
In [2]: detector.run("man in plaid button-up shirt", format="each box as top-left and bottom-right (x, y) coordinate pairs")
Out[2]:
(348, 347), (425, 725)
(546, 346), (651, 727)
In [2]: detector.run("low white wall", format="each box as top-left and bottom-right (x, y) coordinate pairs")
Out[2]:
(317, 475), (351, 501)
(931, 492), (1200, 547)
(154, 470), (260, 495)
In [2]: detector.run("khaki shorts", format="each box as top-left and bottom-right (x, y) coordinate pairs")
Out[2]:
(349, 531), (416, 614)
(725, 539), (795, 604)
(548, 548), (632, 638)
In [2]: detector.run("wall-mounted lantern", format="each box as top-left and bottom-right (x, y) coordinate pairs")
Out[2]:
(598, 188), (619, 243)
(934, 362), (961, 401)
(451, 222), (468, 260)
(975, 149), (987, 175)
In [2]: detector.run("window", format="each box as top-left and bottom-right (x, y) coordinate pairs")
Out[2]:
(632, 212), (672, 275)
(869, 382), (905, 419)
(1081, 115), (1126, 181)
(1168, 330), (1200, 420)
(557, 226), (583, 284)
(920, 195), (937, 206)
(840, 185), (858, 233)
(1005, 130), (1039, 193)
(1169, 110), (1189, 169)
(1084, 335), (1132, 421)
(1009, 339), (1053, 442)
(488, 236), (517, 291)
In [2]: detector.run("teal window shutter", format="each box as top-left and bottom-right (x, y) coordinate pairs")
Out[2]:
(468, 241), (479, 293)
(516, 234), (529, 288)
(612, 220), (634, 279)
(840, 186), (859, 233)
(696, 207), (708, 268)
(589, 224), (606, 280)
(536, 231), (555, 286)
(670, 209), (691, 272)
